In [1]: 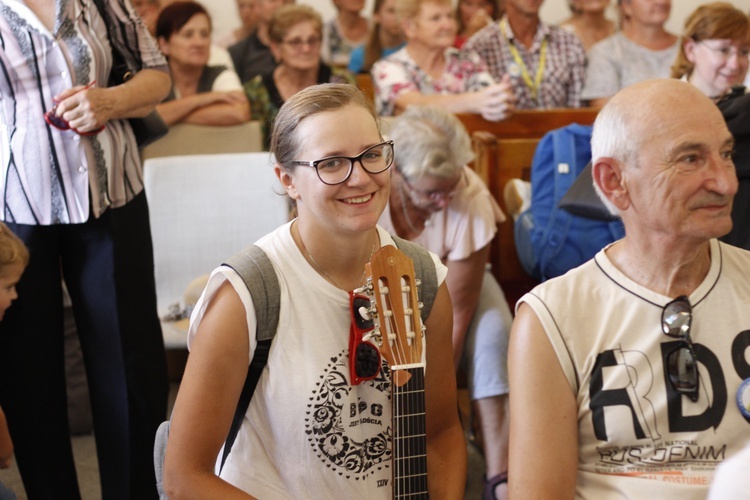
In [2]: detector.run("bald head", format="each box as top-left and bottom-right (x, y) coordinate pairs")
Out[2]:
(592, 79), (725, 168)
(591, 78), (737, 240)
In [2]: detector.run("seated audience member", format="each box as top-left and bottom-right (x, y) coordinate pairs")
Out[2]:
(229, 0), (285, 83)
(348, 0), (405, 74)
(163, 83), (466, 498)
(244, 5), (356, 146)
(134, 0), (236, 70)
(560, 0), (616, 51)
(508, 79), (750, 498)
(454, 0), (503, 49)
(372, 0), (514, 120)
(462, 0), (586, 109)
(156, 1), (251, 126)
(582, 0), (678, 107)
(380, 106), (513, 500)
(671, 2), (749, 102)
(218, 0), (258, 48)
(672, 2), (750, 251)
(322, 0), (371, 68)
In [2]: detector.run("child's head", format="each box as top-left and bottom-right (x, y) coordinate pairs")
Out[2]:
(0, 222), (28, 320)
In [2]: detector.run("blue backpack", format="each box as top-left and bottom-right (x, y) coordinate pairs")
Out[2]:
(514, 123), (625, 282)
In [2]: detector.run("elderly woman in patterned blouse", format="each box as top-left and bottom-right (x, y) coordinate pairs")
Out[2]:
(371, 0), (514, 120)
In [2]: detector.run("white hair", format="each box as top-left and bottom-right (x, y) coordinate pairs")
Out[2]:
(389, 105), (473, 180)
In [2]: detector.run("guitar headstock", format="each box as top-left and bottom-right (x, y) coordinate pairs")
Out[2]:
(356, 245), (425, 387)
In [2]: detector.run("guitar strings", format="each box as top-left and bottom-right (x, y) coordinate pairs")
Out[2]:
(381, 274), (427, 497)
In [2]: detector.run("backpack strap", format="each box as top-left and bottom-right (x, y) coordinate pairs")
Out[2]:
(154, 245), (279, 498)
(219, 245), (280, 471)
(391, 236), (438, 323)
(538, 127), (578, 280)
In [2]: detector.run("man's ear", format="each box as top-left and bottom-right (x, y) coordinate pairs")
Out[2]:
(593, 157), (630, 211)
(275, 164), (300, 200)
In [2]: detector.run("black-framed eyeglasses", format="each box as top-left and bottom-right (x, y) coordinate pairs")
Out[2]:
(290, 140), (394, 186)
(349, 292), (381, 385)
(662, 295), (699, 402)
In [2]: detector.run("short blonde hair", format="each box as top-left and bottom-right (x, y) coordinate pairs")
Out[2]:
(0, 222), (28, 275)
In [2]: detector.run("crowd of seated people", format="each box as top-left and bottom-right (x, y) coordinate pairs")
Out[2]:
(3, 1), (750, 499)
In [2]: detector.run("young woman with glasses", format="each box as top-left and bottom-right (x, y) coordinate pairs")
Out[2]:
(244, 4), (356, 147)
(671, 3), (750, 251)
(163, 83), (466, 498)
(671, 2), (749, 102)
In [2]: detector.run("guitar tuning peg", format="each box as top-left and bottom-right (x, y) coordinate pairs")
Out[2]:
(418, 301), (424, 310)
(358, 305), (372, 321)
(415, 278), (422, 287)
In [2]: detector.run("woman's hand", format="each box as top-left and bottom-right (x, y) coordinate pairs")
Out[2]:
(52, 83), (114, 134)
(477, 75), (515, 122)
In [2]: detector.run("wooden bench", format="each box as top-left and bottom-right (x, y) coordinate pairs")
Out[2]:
(467, 108), (599, 306)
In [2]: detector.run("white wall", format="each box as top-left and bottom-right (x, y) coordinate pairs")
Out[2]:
(209, 0), (750, 46)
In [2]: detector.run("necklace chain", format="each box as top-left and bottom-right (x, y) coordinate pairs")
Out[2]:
(300, 231), (376, 290)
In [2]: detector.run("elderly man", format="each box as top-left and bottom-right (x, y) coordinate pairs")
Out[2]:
(508, 79), (750, 499)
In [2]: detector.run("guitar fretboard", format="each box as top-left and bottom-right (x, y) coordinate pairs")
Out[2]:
(392, 366), (428, 499)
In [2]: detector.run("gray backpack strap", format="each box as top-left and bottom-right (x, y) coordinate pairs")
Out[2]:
(391, 236), (438, 323)
(220, 244), (279, 469)
(224, 244), (280, 341)
(154, 245), (280, 498)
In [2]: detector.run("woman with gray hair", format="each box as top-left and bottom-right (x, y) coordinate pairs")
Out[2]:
(379, 105), (513, 500)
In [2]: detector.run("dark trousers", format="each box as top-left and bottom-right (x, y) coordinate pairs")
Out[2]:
(0, 192), (168, 499)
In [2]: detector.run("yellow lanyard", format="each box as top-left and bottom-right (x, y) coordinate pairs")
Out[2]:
(500, 19), (548, 101)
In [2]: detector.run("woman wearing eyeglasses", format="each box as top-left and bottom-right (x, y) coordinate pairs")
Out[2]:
(672, 3), (750, 251)
(244, 5), (356, 147)
(671, 2), (749, 102)
(163, 83), (466, 498)
(379, 105), (512, 500)
(155, 1), (251, 126)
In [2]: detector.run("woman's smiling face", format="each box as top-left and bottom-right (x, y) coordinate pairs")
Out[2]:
(278, 104), (391, 237)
